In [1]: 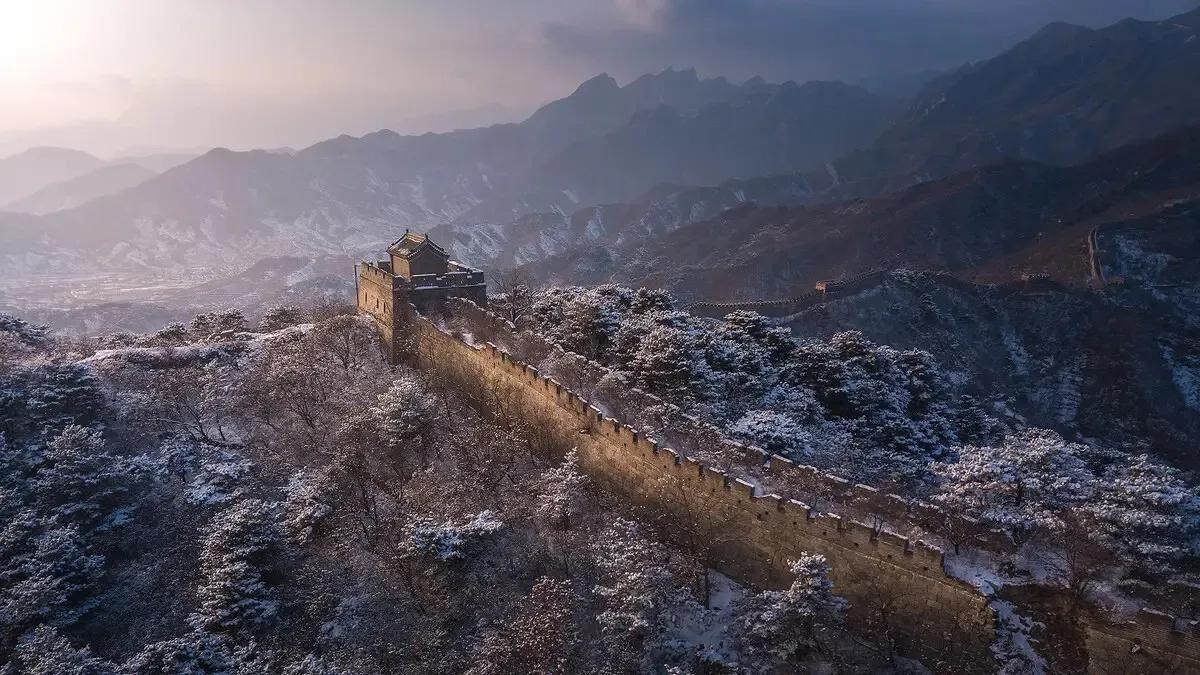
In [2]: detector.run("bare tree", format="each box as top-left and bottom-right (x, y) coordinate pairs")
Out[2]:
(312, 315), (378, 372)
(491, 268), (536, 325)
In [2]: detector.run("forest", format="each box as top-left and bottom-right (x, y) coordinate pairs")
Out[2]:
(1, 283), (1198, 673)
(1, 302), (904, 674)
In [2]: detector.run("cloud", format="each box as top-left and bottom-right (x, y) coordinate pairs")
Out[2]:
(614, 0), (676, 30)
(546, 0), (1200, 84)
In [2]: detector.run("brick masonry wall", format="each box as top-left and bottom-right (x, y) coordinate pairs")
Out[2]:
(682, 270), (1069, 320)
(378, 297), (1200, 673)
(407, 304), (997, 671)
(1083, 609), (1200, 674)
(357, 263), (407, 364)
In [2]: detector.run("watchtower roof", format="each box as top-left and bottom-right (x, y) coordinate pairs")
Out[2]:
(387, 231), (448, 260)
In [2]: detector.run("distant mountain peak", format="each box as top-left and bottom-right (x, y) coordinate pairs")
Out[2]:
(656, 66), (698, 79)
(1028, 20), (1091, 42)
(573, 73), (620, 95)
(4, 146), (101, 162)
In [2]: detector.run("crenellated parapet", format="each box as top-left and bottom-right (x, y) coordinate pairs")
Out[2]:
(682, 269), (1073, 320)
(445, 297), (1013, 553)
(408, 300), (997, 668)
(406, 296), (1198, 673)
(1084, 607), (1200, 674)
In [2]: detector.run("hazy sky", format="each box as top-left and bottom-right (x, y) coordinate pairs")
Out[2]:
(1, 0), (1196, 156)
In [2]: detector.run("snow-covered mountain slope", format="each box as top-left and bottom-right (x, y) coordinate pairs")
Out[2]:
(0, 69), (895, 289)
(5, 163), (157, 215)
(428, 173), (815, 271)
(0, 146), (108, 205)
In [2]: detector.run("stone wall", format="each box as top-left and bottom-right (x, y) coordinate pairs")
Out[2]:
(446, 298), (1013, 554)
(408, 302), (997, 671)
(401, 298), (1200, 673)
(357, 263), (407, 364)
(683, 270), (1069, 320)
(1084, 608), (1200, 674)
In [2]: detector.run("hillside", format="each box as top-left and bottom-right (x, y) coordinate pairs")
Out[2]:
(777, 271), (1200, 470)
(428, 173), (815, 270)
(0, 146), (107, 205)
(832, 7), (1200, 194)
(0, 69), (894, 289)
(5, 163), (156, 215)
(530, 124), (1200, 300)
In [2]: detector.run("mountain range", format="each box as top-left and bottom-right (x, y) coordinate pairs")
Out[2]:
(0, 147), (194, 214)
(0, 68), (897, 287)
(531, 123), (1200, 300)
(2, 8), (1200, 320)
(830, 7), (1200, 195)
(436, 7), (1200, 282)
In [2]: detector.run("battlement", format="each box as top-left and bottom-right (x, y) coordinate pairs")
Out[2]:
(403, 300), (1003, 668)
(419, 296), (1200, 672)
(683, 269), (1072, 320)
(417, 311), (962, 582)
(359, 261), (404, 289)
(407, 270), (486, 289)
(1084, 607), (1200, 673)
(445, 297), (1012, 551)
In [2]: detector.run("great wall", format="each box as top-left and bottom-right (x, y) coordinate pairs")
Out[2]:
(355, 251), (1200, 672)
(683, 269), (1064, 319)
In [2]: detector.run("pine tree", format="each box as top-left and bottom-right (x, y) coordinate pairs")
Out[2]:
(34, 425), (131, 529)
(733, 553), (847, 671)
(9, 624), (116, 675)
(534, 450), (588, 530)
(934, 429), (1095, 540)
(629, 327), (695, 400)
(260, 305), (306, 332)
(191, 499), (282, 634)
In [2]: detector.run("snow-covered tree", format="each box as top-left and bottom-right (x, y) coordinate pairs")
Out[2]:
(934, 429), (1095, 539)
(629, 326), (696, 400)
(191, 499), (282, 634)
(213, 309), (248, 335)
(283, 653), (348, 675)
(151, 322), (189, 346)
(260, 305), (306, 332)
(124, 631), (260, 675)
(400, 511), (504, 563)
(312, 315), (378, 372)
(591, 519), (674, 669)
(733, 553), (847, 671)
(9, 624), (116, 675)
(34, 425), (132, 529)
(468, 577), (579, 674)
(371, 377), (436, 463)
(729, 410), (815, 459)
(534, 450), (588, 530)
(283, 469), (335, 546)
(1080, 454), (1200, 572)
(0, 526), (105, 635)
(11, 363), (105, 437)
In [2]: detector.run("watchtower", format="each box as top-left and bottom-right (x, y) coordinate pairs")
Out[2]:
(357, 231), (487, 363)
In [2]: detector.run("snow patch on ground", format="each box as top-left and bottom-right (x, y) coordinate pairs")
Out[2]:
(1161, 343), (1200, 412)
(1110, 234), (1173, 280)
(945, 549), (1013, 595)
(1000, 322), (1030, 376)
(991, 599), (1048, 675)
(665, 571), (745, 665)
